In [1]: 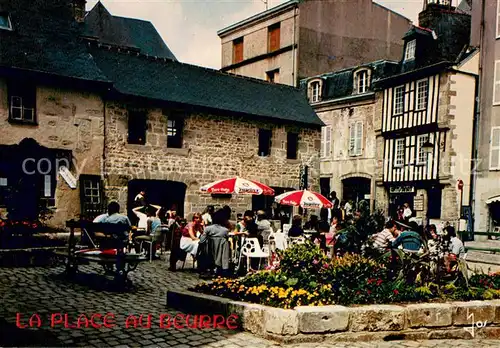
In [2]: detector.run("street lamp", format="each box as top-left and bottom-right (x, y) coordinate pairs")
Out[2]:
(422, 141), (434, 154)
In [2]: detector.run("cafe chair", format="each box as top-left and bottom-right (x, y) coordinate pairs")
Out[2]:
(239, 237), (269, 272)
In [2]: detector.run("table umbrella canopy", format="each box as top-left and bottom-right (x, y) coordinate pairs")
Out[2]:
(200, 177), (275, 195)
(274, 189), (333, 209)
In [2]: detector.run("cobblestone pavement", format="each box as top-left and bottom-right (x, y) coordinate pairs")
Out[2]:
(1, 256), (500, 347)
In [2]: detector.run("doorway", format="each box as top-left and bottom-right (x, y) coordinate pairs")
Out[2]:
(342, 177), (371, 205)
(252, 186), (293, 222)
(127, 180), (186, 222)
(389, 193), (415, 219)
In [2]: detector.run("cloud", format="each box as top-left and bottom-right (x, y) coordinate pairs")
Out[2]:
(87, 0), (422, 69)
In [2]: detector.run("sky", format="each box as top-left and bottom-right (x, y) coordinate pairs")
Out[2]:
(85, 0), (432, 69)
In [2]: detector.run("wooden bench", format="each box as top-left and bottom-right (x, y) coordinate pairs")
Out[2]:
(56, 220), (147, 287)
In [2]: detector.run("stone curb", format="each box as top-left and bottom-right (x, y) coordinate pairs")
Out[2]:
(166, 290), (500, 342)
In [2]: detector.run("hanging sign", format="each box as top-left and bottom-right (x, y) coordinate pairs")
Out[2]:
(389, 186), (414, 194)
(59, 166), (77, 189)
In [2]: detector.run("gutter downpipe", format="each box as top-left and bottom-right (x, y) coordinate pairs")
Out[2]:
(470, 0), (486, 236)
(292, 4), (298, 87)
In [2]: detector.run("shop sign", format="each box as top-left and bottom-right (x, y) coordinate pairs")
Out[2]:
(414, 195), (424, 211)
(389, 185), (414, 194)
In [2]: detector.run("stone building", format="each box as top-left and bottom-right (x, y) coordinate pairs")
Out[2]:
(301, 60), (399, 211)
(0, 0), (321, 228)
(373, 0), (478, 228)
(217, 0), (411, 87)
(469, 0), (500, 232)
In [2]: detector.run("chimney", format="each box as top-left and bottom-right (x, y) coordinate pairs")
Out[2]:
(72, 0), (87, 23)
(419, 0), (453, 28)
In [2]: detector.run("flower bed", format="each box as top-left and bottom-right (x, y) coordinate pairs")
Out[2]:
(192, 243), (500, 308)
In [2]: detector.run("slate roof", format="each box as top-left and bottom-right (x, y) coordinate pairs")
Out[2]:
(89, 45), (322, 126)
(300, 60), (399, 101)
(0, 0), (109, 82)
(84, 2), (177, 60)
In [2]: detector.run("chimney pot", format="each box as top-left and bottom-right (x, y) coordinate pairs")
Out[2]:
(72, 0), (87, 23)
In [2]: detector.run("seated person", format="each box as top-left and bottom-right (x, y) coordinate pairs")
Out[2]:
(92, 201), (131, 247)
(180, 213), (203, 259)
(372, 220), (397, 250)
(256, 210), (272, 244)
(444, 226), (465, 271)
(391, 221), (422, 252)
(288, 215), (304, 237)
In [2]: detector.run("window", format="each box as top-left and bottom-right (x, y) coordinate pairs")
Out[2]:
(394, 85), (404, 115)
(0, 12), (12, 31)
(39, 174), (56, 209)
(416, 79), (429, 110)
(310, 81), (321, 102)
(405, 39), (416, 61)
(356, 70), (370, 94)
(321, 126), (332, 158)
(494, 60), (500, 105)
(266, 69), (279, 83)
(395, 138), (405, 167)
(79, 175), (105, 219)
(268, 23), (280, 52)
(417, 134), (429, 165)
(349, 122), (363, 156)
(8, 81), (36, 123)
(0, 177), (7, 207)
(127, 109), (147, 145)
(167, 112), (184, 148)
(497, 0), (500, 38)
(286, 132), (298, 160)
(258, 129), (272, 157)
(233, 37), (244, 64)
(490, 127), (500, 170)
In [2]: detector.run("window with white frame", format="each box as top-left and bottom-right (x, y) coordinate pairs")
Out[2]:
(394, 85), (404, 115)
(83, 178), (101, 205)
(494, 61), (500, 105)
(490, 127), (500, 170)
(0, 12), (12, 31)
(310, 81), (321, 102)
(395, 138), (405, 167)
(405, 39), (416, 61)
(8, 81), (36, 123)
(497, 0), (500, 38)
(417, 134), (429, 165)
(416, 79), (428, 110)
(349, 122), (363, 156)
(356, 70), (370, 94)
(321, 126), (332, 158)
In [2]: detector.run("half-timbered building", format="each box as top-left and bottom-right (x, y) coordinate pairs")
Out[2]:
(374, 0), (478, 227)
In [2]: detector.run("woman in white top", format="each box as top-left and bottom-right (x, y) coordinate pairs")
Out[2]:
(132, 206), (148, 232)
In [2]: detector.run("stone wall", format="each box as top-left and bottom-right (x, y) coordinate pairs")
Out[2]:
(0, 78), (104, 227)
(168, 290), (500, 343)
(316, 97), (378, 208)
(104, 102), (321, 217)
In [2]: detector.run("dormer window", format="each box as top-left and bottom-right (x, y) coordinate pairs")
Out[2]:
(354, 69), (371, 94)
(0, 12), (12, 31)
(308, 80), (322, 103)
(405, 39), (416, 61)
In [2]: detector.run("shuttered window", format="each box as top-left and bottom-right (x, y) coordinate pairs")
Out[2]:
(268, 23), (280, 52)
(497, 0), (500, 38)
(349, 122), (363, 156)
(490, 127), (500, 170)
(494, 61), (500, 105)
(321, 126), (331, 158)
(233, 37), (244, 64)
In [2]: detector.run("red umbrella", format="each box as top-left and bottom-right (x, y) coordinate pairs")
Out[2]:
(200, 176), (274, 195)
(274, 189), (333, 209)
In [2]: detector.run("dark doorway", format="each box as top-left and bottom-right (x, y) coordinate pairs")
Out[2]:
(252, 186), (293, 222)
(427, 186), (442, 219)
(342, 177), (371, 205)
(127, 180), (186, 222)
(389, 193), (415, 219)
(320, 177), (330, 198)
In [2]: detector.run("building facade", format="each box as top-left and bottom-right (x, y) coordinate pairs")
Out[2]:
(469, 0), (500, 232)
(374, 0), (478, 227)
(0, 0), (322, 228)
(302, 60), (399, 211)
(217, 0), (411, 87)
